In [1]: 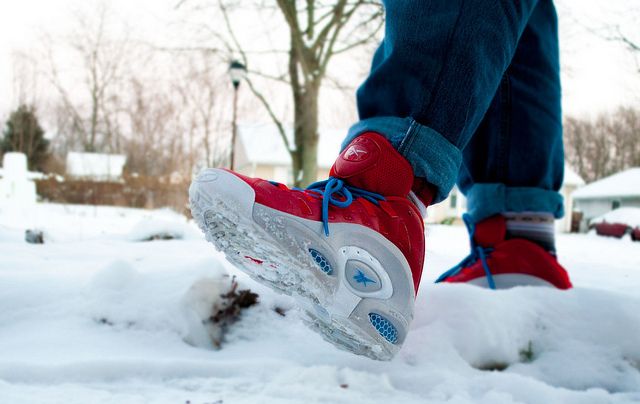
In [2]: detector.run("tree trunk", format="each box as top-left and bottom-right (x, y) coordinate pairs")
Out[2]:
(88, 92), (98, 152)
(292, 82), (319, 187)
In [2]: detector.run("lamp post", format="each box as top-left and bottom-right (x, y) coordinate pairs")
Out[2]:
(229, 60), (247, 171)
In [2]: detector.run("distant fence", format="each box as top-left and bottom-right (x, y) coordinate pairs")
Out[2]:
(35, 175), (191, 216)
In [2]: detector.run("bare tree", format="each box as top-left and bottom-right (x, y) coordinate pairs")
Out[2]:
(173, 52), (229, 170)
(11, 51), (40, 108)
(564, 107), (640, 183)
(45, 3), (130, 153)
(615, 106), (640, 168)
(117, 47), (234, 178)
(608, 23), (640, 73)
(123, 78), (172, 176)
(179, 0), (384, 186)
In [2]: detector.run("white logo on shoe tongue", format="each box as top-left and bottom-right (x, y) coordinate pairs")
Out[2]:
(344, 145), (368, 161)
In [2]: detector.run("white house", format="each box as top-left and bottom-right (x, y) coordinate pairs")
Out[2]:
(559, 164), (585, 232)
(573, 167), (640, 231)
(66, 152), (127, 181)
(425, 186), (466, 224)
(233, 123), (344, 184)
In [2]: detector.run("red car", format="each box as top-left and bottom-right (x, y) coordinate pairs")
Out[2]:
(590, 207), (640, 242)
(593, 221), (630, 239)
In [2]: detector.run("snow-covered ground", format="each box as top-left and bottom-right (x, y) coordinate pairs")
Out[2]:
(1, 203), (639, 404)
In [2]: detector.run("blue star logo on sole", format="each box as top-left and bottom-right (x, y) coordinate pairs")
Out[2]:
(353, 269), (376, 287)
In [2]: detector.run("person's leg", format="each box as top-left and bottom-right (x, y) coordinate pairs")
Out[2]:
(458, 0), (564, 243)
(435, 0), (572, 290)
(193, 0), (568, 360)
(344, 0), (542, 203)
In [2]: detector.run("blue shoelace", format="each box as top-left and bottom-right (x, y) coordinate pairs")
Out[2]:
(434, 213), (496, 289)
(304, 177), (385, 237)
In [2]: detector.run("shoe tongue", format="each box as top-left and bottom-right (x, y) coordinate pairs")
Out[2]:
(330, 132), (414, 196)
(473, 215), (507, 247)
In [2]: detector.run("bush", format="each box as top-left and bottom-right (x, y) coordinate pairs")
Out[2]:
(35, 174), (190, 214)
(2, 105), (49, 171)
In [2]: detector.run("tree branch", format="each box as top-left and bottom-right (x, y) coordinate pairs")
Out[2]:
(318, 2), (362, 76)
(613, 26), (640, 52)
(311, 0), (348, 56)
(275, 0), (316, 76)
(216, 0), (292, 153)
(244, 76), (293, 153)
(332, 13), (383, 55)
(306, 0), (315, 40)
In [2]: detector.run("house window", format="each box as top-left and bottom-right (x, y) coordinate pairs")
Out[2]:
(612, 200), (621, 210)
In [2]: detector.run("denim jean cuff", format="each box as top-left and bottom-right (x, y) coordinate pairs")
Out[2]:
(465, 183), (565, 223)
(344, 117), (462, 203)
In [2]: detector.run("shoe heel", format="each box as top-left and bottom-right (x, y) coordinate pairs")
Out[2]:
(302, 242), (414, 360)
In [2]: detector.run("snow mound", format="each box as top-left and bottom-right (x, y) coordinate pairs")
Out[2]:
(2, 220), (640, 403)
(180, 277), (233, 348)
(409, 284), (640, 393)
(0, 203), (199, 242)
(591, 207), (640, 228)
(84, 258), (233, 347)
(127, 218), (202, 241)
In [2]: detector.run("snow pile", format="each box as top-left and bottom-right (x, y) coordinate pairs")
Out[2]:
(127, 217), (202, 241)
(86, 259), (246, 350)
(83, 259), (190, 334)
(181, 276), (234, 348)
(181, 275), (258, 348)
(0, 203), (201, 242)
(410, 285), (640, 393)
(1, 262), (640, 403)
(563, 164), (585, 186)
(591, 207), (640, 228)
(1, 205), (640, 403)
(0, 152), (38, 206)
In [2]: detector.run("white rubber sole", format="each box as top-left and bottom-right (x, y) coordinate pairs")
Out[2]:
(466, 274), (555, 289)
(189, 168), (416, 360)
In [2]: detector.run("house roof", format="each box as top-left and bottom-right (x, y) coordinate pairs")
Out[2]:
(573, 168), (640, 200)
(237, 123), (345, 168)
(564, 164), (585, 186)
(66, 152), (127, 179)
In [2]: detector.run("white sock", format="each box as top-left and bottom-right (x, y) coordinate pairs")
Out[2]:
(502, 212), (556, 253)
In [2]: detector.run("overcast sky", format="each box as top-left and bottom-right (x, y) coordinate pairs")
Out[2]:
(0, 0), (638, 121)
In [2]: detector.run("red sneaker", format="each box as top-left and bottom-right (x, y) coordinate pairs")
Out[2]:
(189, 132), (431, 360)
(435, 214), (572, 289)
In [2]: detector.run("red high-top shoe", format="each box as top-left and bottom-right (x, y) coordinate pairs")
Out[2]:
(189, 132), (432, 360)
(435, 214), (572, 289)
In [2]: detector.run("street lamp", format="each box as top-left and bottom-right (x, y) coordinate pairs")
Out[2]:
(229, 60), (247, 171)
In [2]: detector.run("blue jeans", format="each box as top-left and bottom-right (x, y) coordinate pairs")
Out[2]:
(343, 0), (565, 222)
